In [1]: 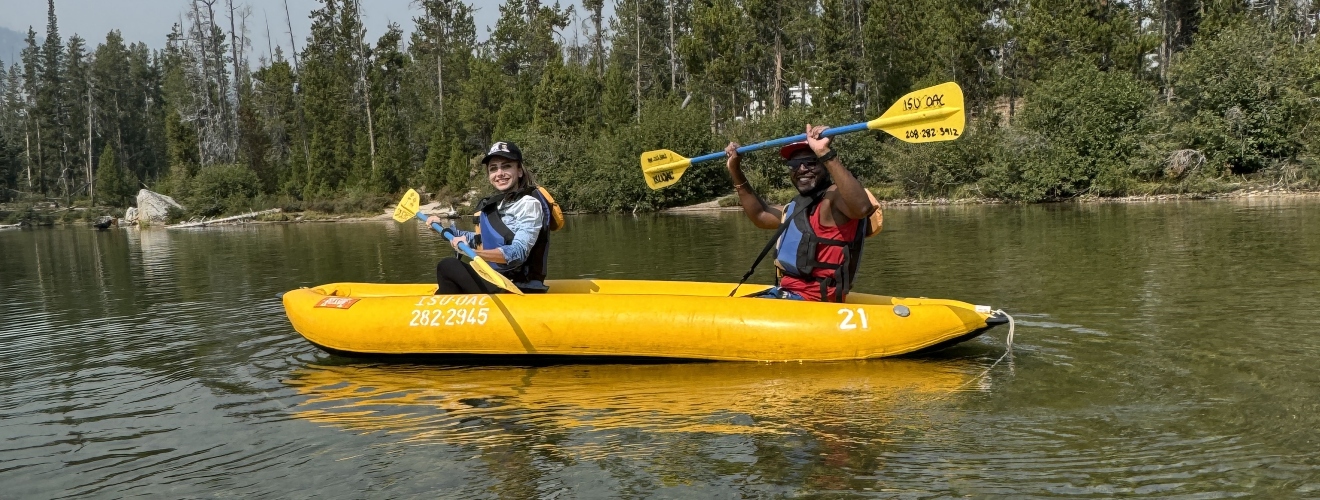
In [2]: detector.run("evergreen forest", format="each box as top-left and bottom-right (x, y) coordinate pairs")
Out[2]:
(2, 0), (1320, 220)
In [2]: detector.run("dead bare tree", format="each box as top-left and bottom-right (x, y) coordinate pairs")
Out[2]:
(352, 0), (377, 174)
(263, 10), (274, 63)
(227, 0), (242, 115)
(284, 0), (313, 186)
(86, 79), (93, 205)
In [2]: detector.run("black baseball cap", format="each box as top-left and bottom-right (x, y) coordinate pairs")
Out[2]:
(481, 141), (523, 164)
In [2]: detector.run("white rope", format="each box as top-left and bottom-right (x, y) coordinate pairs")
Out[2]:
(943, 309), (1015, 396)
(1000, 309), (1015, 354)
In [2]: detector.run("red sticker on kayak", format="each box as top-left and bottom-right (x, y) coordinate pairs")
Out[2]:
(315, 297), (360, 309)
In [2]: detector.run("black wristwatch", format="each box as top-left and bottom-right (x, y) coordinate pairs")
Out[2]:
(816, 149), (837, 163)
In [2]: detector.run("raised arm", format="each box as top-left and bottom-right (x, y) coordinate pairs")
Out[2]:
(725, 142), (783, 229)
(805, 124), (875, 221)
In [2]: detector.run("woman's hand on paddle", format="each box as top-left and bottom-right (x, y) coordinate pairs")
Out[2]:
(449, 234), (469, 252)
(806, 124), (831, 156)
(425, 215), (466, 250)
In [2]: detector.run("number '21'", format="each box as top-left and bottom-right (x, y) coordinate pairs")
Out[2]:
(838, 308), (869, 330)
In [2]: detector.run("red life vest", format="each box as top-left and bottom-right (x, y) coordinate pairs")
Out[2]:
(774, 194), (865, 302)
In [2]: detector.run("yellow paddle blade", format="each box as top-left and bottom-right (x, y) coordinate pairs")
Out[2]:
(393, 189), (421, 223)
(470, 257), (525, 295)
(640, 149), (692, 190)
(869, 82), (966, 143)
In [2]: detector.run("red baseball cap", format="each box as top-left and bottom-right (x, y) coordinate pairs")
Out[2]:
(779, 141), (813, 160)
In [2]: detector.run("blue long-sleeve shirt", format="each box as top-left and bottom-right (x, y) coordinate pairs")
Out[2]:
(453, 195), (544, 273)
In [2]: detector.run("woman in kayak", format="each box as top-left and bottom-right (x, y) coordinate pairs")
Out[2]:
(426, 141), (562, 294)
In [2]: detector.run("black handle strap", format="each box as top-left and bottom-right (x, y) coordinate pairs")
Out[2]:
(728, 202), (808, 297)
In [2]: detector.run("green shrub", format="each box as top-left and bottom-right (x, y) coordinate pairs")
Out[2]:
(301, 185), (391, 214)
(976, 130), (1060, 202)
(503, 129), (590, 209)
(165, 206), (188, 224)
(880, 119), (1000, 197)
(508, 97), (722, 212)
(982, 62), (1156, 200)
(188, 164), (260, 215)
(1171, 22), (1313, 175)
(867, 184), (905, 200)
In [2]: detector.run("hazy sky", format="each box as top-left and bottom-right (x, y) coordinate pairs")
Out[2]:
(0, 0), (612, 63)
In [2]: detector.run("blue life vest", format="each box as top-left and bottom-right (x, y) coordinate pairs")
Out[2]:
(474, 187), (553, 290)
(773, 193), (867, 303)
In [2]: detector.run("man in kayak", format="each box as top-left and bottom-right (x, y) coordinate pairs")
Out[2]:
(724, 124), (882, 302)
(426, 141), (563, 294)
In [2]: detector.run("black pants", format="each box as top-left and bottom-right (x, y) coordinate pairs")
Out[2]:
(435, 257), (503, 295)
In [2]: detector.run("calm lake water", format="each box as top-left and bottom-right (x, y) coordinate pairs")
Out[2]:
(2, 198), (1318, 497)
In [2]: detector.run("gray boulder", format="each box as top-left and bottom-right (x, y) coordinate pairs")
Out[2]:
(134, 189), (184, 223)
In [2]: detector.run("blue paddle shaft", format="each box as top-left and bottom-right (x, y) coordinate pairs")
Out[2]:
(413, 211), (479, 259)
(688, 121), (870, 164)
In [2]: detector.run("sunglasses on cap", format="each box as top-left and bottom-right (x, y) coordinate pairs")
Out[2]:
(784, 158), (820, 170)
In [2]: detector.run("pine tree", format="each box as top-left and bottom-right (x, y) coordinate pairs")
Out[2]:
(237, 103), (272, 192)
(680, 0), (752, 129)
(857, 0), (1003, 114)
(582, 0), (607, 76)
(301, 0), (360, 192)
(421, 132), (450, 192)
(35, 0), (69, 199)
(162, 102), (198, 198)
(610, 0), (654, 120)
(743, 0), (812, 115)
(456, 57), (507, 147)
(1, 66), (25, 195)
(0, 59), (17, 201)
(532, 55), (601, 133)
(0, 124), (15, 202)
(64, 35), (91, 202)
(249, 51), (298, 193)
(21, 28), (42, 193)
(486, 0), (571, 136)
(369, 24), (411, 193)
(1005, 0), (1148, 82)
(599, 56), (636, 128)
(95, 144), (135, 207)
(445, 137), (470, 191)
(90, 33), (165, 187)
(412, 0), (478, 143)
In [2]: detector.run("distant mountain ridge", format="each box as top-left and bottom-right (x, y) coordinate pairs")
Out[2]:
(0, 26), (26, 67)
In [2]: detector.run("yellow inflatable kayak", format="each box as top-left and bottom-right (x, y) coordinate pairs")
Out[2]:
(281, 280), (1008, 362)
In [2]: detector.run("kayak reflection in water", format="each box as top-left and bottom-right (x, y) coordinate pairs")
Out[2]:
(425, 141), (564, 295)
(284, 359), (977, 447)
(724, 124), (885, 302)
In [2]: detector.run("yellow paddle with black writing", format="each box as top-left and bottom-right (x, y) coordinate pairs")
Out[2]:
(641, 82), (966, 189)
(393, 189), (524, 295)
